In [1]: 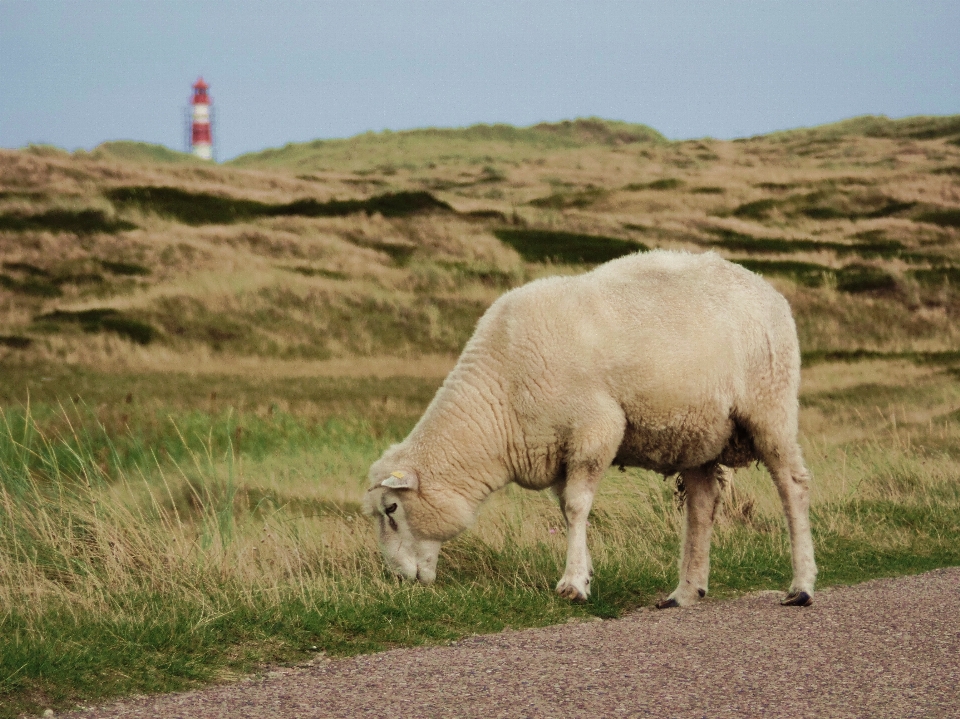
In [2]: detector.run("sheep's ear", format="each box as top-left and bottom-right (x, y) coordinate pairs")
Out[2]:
(381, 470), (418, 491)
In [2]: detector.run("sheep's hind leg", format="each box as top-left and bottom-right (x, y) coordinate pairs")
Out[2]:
(769, 452), (817, 606)
(656, 463), (723, 609)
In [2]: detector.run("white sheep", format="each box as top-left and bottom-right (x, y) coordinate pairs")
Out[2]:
(364, 249), (816, 607)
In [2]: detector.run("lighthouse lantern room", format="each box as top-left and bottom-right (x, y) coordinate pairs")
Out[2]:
(190, 78), (213, 160)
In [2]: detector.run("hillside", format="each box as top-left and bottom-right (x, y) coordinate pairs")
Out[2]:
(3, 114), (960, 717)
(228, 118), (667, 174)
(1, 115), (959, 372)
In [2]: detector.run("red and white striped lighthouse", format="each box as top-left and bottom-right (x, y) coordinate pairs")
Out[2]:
(190, 77), (213, 160)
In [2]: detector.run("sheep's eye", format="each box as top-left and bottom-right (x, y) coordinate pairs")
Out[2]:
(385, 503), (398, 516)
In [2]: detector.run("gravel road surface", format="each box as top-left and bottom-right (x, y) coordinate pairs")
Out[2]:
(62, 568), (959, 718)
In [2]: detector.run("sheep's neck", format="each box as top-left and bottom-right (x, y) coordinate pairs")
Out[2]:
(411, 355), (512, 506)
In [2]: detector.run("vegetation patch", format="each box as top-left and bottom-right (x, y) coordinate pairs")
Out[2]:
(106, 186), (271, 225)
(344, 238), (417, 266)
(35, 309), (156, 345)
(801, 348), (960, 366)
(734, 258), (897, 293)
(284, 266), (349, 280)
(273, 191), (453, 219)
(88, 141), (198, 165)
(707, 227), (916, 261)
(915, 208), (960, 229)
(0, 209), (136, 234)
(690, 186), (725, 194)
(732, 198), (779, 220)
(769, 114), (960, 142)
(623, 178), (684, 191)
(528, 188), (607, 209)
(733, 259), (835, 287)
(435, 261), (518, 289)
(0, 259), (148, 298)
(755, 182), (799, 191)
(730, 192), (916, 223)
(0, 335), (31, 349)
(834, 264), (898, 293)
(909, 267), (960, 288)
(493, 229), (647, 264)
(931, 165), (960, 176)
(462, 209), (510, 223)
(107, 187), (453, 225)
(0, 270), (62, 297)
(98, 259), (151, 276)
(708, 228), (820, 254)
(2, 362), (960, 718)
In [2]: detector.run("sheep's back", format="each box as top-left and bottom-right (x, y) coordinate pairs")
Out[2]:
(474, 250), (798, 474)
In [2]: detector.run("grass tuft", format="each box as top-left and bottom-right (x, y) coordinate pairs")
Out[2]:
(36, 309), (157, 345)
(0, 209), (136, 235)
(528, 188), (607, 209)
(493, 229), (647, 264)
(916, 207), (960, 229)
(623, 178), (684, 191)
(106, 187), (452, 226)
(732, 198), (779, 219)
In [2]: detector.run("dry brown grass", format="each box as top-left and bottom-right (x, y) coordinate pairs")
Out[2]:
(2, 118), (960, 370)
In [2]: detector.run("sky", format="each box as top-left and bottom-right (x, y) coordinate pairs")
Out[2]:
(1, 1), (958, 161)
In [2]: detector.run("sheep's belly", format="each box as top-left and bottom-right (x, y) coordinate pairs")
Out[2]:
(614, 414), (757, 475)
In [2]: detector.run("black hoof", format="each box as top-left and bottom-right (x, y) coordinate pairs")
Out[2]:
(656, 597), (680, 609)
(697, 588), (706, 598)
(781, 590), (813, 607)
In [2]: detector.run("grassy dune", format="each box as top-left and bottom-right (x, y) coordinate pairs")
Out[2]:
(2, 115), (960, 716)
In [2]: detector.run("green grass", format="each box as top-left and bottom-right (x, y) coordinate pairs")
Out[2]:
(87, 141), (200, 165)
(6, 112), (960, 716)
(227, 118), (666, 173)
(1, 360), (960, 717)
(768, 114), (960, 142)
(493, 228), (648, 264)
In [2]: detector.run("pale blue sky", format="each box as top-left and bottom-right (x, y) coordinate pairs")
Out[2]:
(1, 1), (958, 160)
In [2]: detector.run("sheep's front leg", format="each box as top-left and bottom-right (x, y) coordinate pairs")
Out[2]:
(657, 463), (722, 608)
(555, 466), (601, 601)
(555, 406), (625, 601)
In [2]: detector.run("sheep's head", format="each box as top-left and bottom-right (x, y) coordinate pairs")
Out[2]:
(364, 466), (442, 584)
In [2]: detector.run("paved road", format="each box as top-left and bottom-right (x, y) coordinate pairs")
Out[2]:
(64, 568), (959, 718)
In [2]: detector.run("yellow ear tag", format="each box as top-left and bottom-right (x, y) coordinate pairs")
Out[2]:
(390, 471), (405, 479)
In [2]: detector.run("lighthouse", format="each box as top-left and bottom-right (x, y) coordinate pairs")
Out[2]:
(190, 78), (213, 160)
